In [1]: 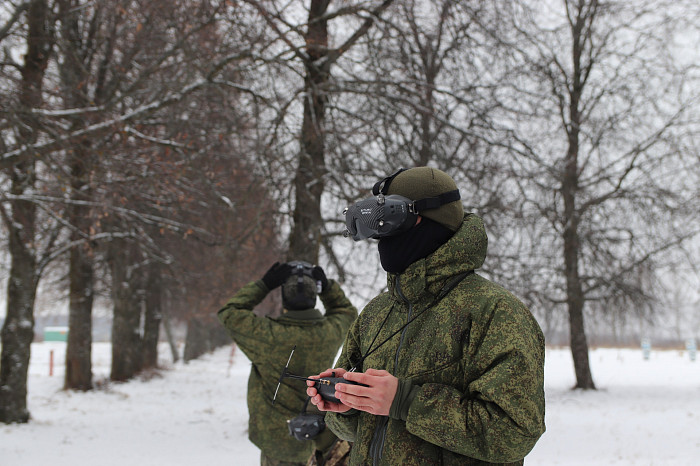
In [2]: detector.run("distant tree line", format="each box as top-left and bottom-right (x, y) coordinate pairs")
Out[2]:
(2, 0), (699, 423)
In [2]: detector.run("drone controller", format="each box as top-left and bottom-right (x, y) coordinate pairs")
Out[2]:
(272, 346), (369, 406)
(313, 376), (368, 404)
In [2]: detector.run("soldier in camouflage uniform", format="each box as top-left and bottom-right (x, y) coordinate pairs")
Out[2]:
(218, 261), (358, 465)
(307, 167), (546, 465)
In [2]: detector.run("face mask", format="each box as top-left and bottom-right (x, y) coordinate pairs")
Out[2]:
(377, 217), (454, 273)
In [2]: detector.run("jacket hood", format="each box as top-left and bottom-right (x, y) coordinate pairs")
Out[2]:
(428, 213), (487, 275)
(275, 307), (324, 323)
(387, 213), (487, 301)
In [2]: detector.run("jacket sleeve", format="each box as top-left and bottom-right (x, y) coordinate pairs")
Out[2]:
(318, 279), (358, 340)
(216, 280), (271, 362)
(404, 298), (546, 463)
(322, 312), (363, 442)
(325, 409), (360, 442)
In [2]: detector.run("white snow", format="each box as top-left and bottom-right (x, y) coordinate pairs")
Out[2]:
(1, 342), (699, 465)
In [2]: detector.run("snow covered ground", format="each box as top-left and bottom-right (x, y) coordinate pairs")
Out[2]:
(1, 342), (699, 465)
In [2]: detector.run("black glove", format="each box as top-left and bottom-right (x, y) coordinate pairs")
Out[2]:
(311, 265), (329, 293)
(261, 262), (291, 290)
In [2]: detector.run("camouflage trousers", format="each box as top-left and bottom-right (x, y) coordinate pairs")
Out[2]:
(260, 452), (306, 466)
(259, 440), (351, 466)
(306, 440), (351, 466)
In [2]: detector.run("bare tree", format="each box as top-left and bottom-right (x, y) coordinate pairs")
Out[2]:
(55, 0), (102, 391)
(0, 0), (55, 424)
(1, 0), (281, 415)
(241, 0), (396, 263)
(496, 0), (700, 389)
(339, 2), (499, 170)
(314, 1), (518, 298)
(87, 1), (278, 378)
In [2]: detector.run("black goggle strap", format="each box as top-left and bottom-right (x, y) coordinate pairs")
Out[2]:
(372, 168), (460, 212)
(411, 189), (461, 214)
(372, 168), (407, 195)
(296, 265), (304, 293)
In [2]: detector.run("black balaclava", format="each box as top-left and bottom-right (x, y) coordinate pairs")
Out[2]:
(378, 217), (454, 274)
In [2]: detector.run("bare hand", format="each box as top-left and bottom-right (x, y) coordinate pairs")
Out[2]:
(306, 368), (352, 413)
(335, 369), (398, 416)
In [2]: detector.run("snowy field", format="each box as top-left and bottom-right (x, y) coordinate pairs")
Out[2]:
(1, 342), (699, 465)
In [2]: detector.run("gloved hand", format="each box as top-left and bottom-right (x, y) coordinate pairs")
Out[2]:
(261, 262), (291, 290)
(311, 265), (329, 293)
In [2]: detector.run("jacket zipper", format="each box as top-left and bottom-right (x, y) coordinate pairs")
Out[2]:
(370, 277), (412, 465)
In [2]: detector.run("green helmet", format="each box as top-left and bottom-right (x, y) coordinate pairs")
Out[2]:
(281, 261), (318, 310)
(386, 167), (464, 232)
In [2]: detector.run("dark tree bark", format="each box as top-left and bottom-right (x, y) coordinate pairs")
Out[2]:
(0, 204), (39, 423)
(109, 239), (144, 382)
(562, 0), (596, 389)
(0, 0), (52, 424)
(277, 0), (395, 261)
(183, 317), (231, 363)
(498, 0), (699, 388)
(141, 263), (163, 370)
(288, 0), (331, 263)
(58, 0), (97, 391)
(183, 318), (210, 363)
(161, 301), (180, 364)
(65, 239), (95, 390)
(563, 139), (595, 389)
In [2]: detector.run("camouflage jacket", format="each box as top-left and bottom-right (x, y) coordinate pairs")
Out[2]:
(326, 214), (546, 465)
(218, 279), (358, 463)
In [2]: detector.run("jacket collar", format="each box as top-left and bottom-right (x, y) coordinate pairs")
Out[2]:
(275, 308), (324, 323)
(387, 213), (487, 303)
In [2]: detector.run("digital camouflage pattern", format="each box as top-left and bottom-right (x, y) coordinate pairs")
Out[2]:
(218, 279), (358, 463)
(326, 214), (546, 465)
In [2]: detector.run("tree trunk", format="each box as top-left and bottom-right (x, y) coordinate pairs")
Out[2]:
(417, 40), (438, 167)
(183, 317), (210, 363)
(109, 240), (144, 381)
(0, 0), (51, 424)
(183, 317), (230, 363)
(64, 142), (95, 390)
(562, 1), (596, 390)
(59, 0), (97, 392)
(161, 295), (180, 364)
(65, 240), (95, 390)
(563, 214), (595, 389)
(0, 213), (38, 423)
(288, 0), (330, 263)
(141, 263), (162, 370)
(563, 130), (595, 389)
(562, 125), (596, 390)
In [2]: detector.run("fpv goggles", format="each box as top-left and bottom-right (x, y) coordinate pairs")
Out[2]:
(343, 169), (461, 241)
(286, 260), (322, 295)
